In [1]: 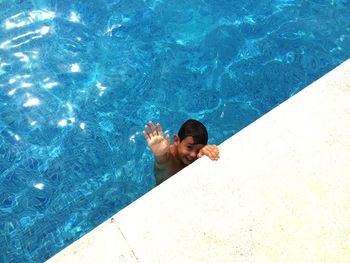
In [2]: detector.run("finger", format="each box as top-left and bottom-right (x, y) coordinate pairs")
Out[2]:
(145, 125), (152, 137)
(143, 131), (150, 142)
(214, 146), (220, 153)
(149, 121), (157, 136)
(202, 147), (219, 160)
(208, 145), (219, 151)
(207, 149), (216, 159)
(212, 148), (220, 160)
(157, 123), (163, 137)
(207, 145), (220, 155)
(212, 151), (219, 160)
(198, 148), (208, 158)
(166, 133), (170, 145)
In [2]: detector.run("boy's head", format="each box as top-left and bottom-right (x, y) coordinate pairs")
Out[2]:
(177, 119), (208, 145)
(174, 119), (208, 166)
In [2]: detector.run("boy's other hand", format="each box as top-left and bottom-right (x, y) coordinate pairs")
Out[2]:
(143, 121), (170, 158)
(197, 145), (220, 161)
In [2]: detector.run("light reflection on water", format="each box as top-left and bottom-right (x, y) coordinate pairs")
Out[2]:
(0, 8), (94, 133)
(4, 10), (55, 30)
(1, 5), (156, 261)
(0, 1), (349, 262)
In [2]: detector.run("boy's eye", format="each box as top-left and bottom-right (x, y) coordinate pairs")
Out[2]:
(187, 144), (193, 149)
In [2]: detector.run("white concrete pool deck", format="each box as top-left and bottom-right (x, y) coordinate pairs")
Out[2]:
(46, 59), (350, 263)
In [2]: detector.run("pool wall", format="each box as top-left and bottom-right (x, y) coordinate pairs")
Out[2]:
(46, 58), (350, 262)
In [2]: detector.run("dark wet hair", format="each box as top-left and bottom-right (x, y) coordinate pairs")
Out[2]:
(178, 119), (208, 145)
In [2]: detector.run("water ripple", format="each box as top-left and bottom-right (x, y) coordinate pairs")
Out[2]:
(1, 1), (349, 262)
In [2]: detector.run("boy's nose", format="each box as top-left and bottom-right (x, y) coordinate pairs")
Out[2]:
(190, 151), (197, 158)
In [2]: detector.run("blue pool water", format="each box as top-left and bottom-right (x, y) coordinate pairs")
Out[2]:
(0, 0), (349, 261)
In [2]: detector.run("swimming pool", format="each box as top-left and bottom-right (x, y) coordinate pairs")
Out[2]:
(0, 0), (349, 262)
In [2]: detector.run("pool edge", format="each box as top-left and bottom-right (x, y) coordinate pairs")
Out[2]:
(46, 58), (350, 263)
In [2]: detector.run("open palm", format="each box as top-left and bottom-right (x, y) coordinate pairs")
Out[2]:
(143, 121), (170, 157)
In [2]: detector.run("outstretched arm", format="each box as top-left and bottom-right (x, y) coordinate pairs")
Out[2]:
(143, 121), (171, 164)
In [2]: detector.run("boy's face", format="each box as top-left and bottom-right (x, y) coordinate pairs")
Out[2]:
(174, 136), (205, 166)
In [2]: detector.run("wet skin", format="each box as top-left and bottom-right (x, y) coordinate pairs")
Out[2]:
(144, 121), (220, 185)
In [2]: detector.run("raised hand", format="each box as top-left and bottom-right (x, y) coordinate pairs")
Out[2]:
(143, 121), (170, 158)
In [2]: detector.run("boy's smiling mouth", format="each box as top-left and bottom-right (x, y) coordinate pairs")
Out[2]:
(183, 156), (195, 165)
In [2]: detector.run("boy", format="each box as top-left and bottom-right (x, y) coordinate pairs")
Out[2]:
(143, 119), (220, 185)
